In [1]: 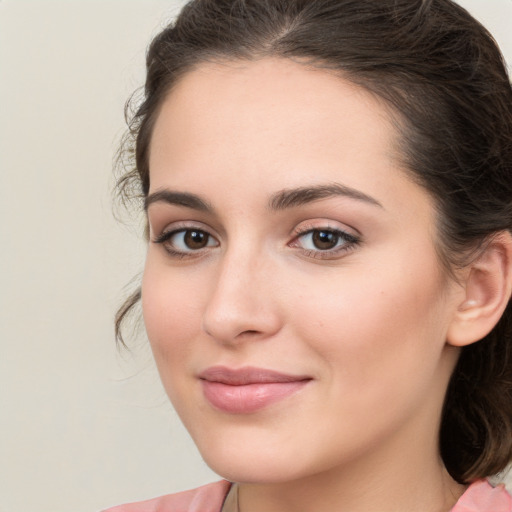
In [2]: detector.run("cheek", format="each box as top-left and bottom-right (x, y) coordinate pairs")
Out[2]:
(288, 253), (450, 389)
(141, 259), (204, 376)
(280, 260), (454, 456)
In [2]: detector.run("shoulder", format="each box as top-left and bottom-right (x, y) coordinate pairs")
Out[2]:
(452, 479), (512, 512)
(102, 480), (232, 512)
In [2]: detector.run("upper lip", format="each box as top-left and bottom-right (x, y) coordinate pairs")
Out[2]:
(199, 366), (312, 385)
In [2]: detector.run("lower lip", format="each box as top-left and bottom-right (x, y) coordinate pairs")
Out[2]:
(201, 380), (310, 414)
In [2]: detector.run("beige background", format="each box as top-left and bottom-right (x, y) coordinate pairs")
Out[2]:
(1, 1), (511, 511)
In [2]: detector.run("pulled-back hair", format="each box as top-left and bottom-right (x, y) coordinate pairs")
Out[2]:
(115, 0), (512, 483)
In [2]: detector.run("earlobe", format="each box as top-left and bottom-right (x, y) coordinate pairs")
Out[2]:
(447, 231), (512, 347)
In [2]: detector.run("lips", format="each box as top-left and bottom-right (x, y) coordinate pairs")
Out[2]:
(199, 366), (312, 414)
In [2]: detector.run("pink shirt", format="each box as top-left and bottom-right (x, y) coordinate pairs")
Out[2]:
(102, 478), (512, 512)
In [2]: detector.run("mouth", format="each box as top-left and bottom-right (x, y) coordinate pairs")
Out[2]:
(198, 366), (312, 414)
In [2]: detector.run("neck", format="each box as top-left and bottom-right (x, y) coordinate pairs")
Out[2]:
(238, 451), (466, 512)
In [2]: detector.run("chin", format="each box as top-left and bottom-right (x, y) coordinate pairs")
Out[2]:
(194, 433), (322, 485)
(205, 457), (301, 484)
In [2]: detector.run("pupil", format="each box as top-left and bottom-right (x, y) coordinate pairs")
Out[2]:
(184, 230), (208, 249)
(312, 230), (338, 250)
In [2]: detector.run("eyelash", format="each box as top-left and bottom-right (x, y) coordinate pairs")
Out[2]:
(290, 226), (360, 260)
(153, 226), (218, 259)
(152, 225), (360, 260)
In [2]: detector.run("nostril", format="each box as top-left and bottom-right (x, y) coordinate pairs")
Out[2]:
(239, 329), (260, 336)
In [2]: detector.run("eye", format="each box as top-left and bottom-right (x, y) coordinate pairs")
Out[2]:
(304, 230), (343, 250)
(290, 227), (359, 258)
(154, 228), (219, 256)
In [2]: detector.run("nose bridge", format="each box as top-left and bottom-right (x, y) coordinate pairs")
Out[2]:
(202, 242), (280, 343)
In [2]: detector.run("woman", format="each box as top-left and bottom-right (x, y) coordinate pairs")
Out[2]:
(105, 0), (512, 510)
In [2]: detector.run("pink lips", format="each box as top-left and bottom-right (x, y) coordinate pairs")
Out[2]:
(199, 366), (312, 414)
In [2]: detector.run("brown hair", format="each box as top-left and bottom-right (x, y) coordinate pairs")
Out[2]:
(115, 0), (512, 483)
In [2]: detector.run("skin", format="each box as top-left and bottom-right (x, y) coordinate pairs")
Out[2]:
(142, 58), (470, 511)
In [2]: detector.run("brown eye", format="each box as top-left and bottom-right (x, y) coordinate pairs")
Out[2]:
(184, 229), (209, 249)
(154, 228), (219, 255)
(291, 227), (360, 258)
(311, 230), (340, 250)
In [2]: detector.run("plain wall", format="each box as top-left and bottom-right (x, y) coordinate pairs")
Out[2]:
(1, 1), (511, 511)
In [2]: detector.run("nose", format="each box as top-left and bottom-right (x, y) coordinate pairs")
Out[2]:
(202, 249), (282, 345)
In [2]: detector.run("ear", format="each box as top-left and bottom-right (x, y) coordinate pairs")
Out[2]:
(447, 231), (512, 347)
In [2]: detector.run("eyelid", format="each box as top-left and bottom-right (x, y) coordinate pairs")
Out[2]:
(151, 220), (218, 241)
(291, 219), (359, 238)
(146, 205), (223, 237)
(153, 228), (219, 246)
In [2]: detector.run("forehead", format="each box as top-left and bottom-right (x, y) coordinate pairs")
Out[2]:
(151, 58), (396, 156)
(148, 57), (429, 220)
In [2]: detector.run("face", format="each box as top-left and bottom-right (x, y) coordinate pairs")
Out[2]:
(143, 58), (462, 484)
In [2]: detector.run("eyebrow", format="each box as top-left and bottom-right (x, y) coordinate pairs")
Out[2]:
(144, 182), (383, 213)
(268, 183), (383, 210)
(145, 190), (213, 212)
